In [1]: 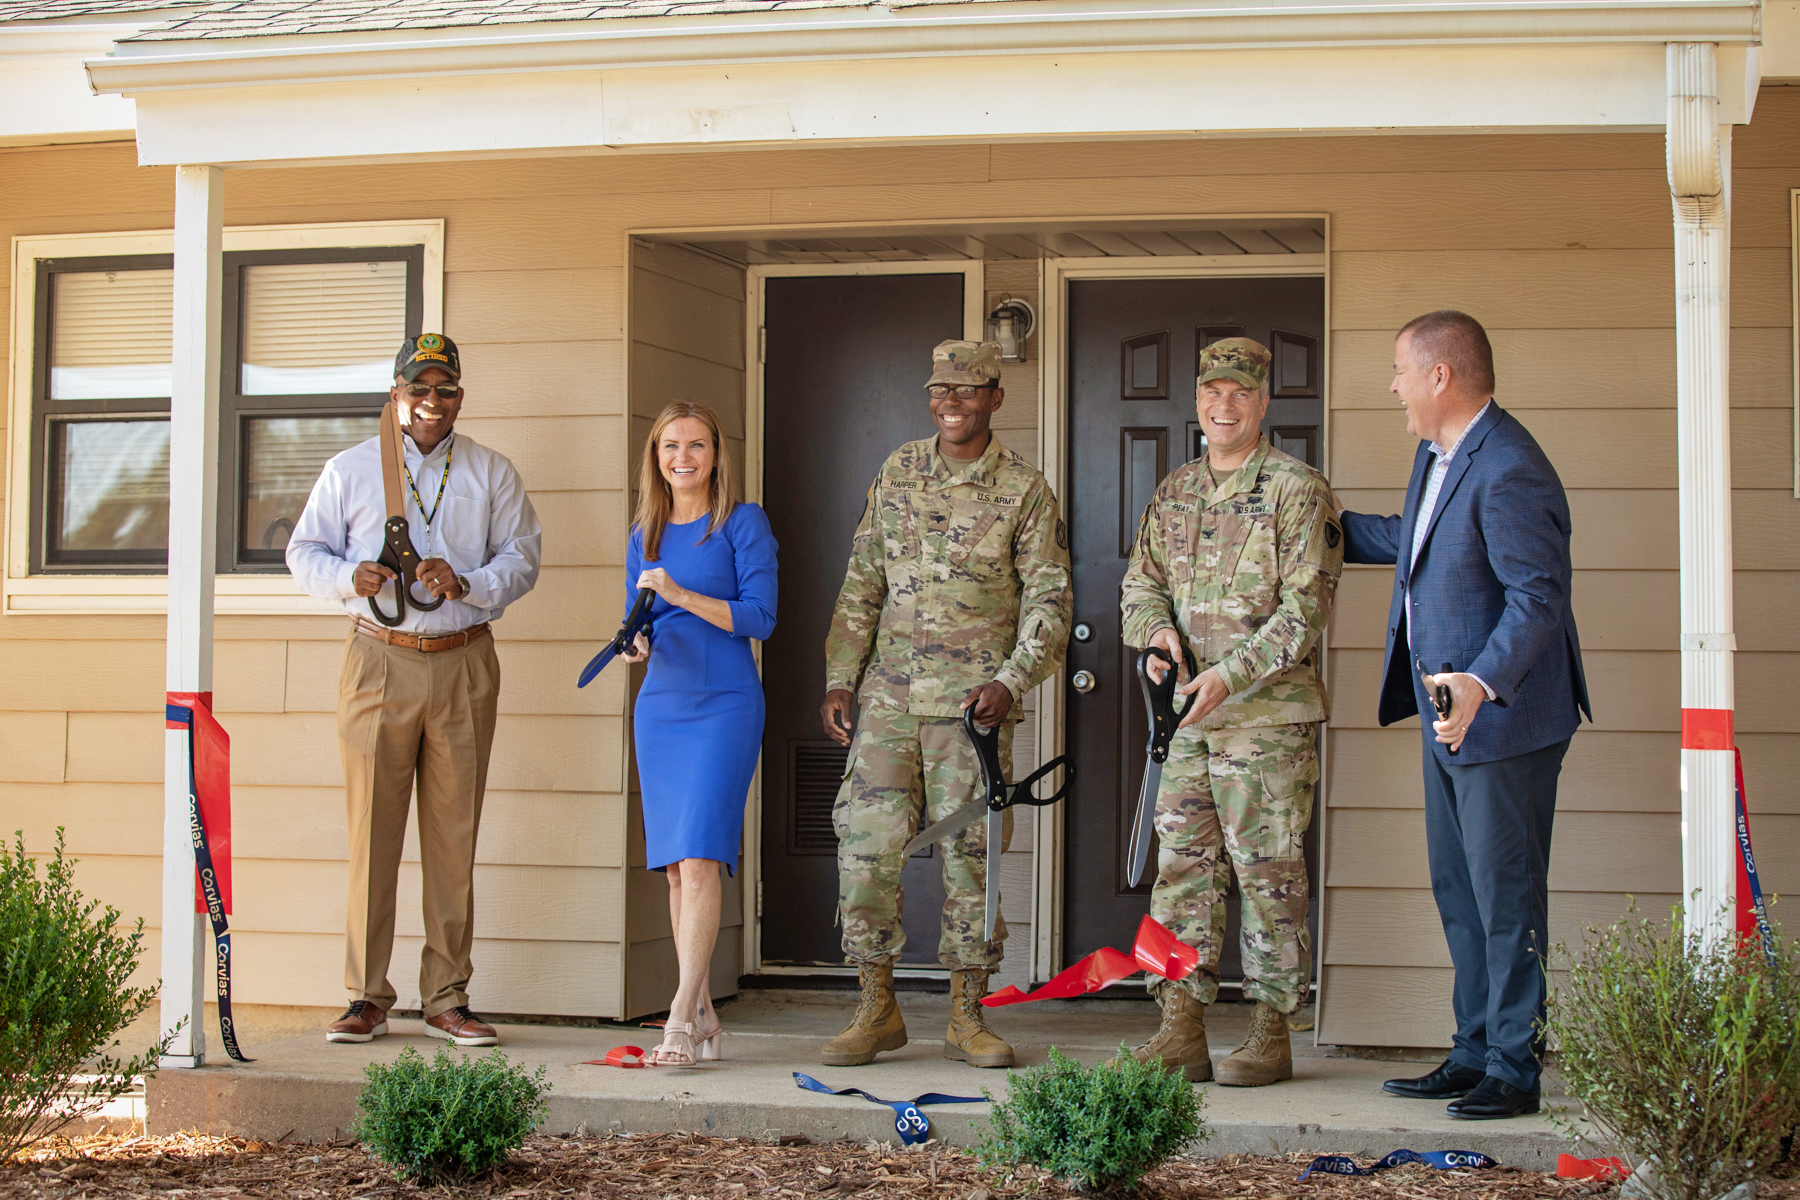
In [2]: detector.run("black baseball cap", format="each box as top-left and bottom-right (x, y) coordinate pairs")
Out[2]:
(395, 333), (461, 382)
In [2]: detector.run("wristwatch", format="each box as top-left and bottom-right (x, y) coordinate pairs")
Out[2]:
(454, 574), (470, 601)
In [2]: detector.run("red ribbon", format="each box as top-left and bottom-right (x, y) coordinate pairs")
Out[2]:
(1557, 1155), (1630, 1181)
(166, 691), (232, 915)
(983, 916), (1199, 1007)
(1680, 707), (1733, 751)
(584, 1046), (646, 1068)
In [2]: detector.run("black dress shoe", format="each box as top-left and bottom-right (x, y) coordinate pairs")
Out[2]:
(1446, 1075), (1541, 1120)
(1383, 1059), (1487, 1099)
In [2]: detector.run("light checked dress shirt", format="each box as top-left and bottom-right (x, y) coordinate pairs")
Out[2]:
(1409, 399), (1496, 701)
(287, 430), (542, 634)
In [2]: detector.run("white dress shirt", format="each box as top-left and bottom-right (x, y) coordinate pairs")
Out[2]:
(1408, 400), (1496, 700)
(287, 429), (542, 633)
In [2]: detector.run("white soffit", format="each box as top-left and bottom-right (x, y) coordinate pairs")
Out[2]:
(85, 0), (1762, 165)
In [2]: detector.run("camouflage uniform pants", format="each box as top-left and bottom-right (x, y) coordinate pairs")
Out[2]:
(1147, 721), (1317, 1013)
(834, 706), (1014, 972)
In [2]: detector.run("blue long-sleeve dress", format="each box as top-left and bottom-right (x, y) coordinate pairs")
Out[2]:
(628, 502), (778, 875)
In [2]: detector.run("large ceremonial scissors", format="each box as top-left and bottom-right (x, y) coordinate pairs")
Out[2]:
(577, 587), (656, 687)
(367, 401), (447, 627)
(903, 706), (1074, 941)
(1127, 644), (1198, 888)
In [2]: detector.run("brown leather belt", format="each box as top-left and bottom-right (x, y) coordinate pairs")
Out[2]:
(354, 617), (490, 653)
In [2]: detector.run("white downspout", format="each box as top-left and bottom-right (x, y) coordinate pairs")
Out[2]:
(1666, 42), (1737, 944)
(159, 164), (223, 1068)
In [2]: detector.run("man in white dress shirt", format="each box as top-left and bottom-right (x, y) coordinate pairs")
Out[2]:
(288, 333), (542, 1047)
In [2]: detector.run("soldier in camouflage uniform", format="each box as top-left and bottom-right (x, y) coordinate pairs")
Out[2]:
(1118, 337), (1344, 1087)
(819, 340), (1072, 1070)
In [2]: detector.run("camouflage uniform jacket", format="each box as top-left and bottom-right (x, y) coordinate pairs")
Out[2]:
(825, 437), (1072, 720)
(1120, 437), (1343, 730)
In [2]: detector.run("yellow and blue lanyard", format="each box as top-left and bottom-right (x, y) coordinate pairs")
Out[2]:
(402, 436), (453, 555)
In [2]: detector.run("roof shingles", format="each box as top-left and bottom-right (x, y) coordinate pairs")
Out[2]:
(111, 0), (973, 40)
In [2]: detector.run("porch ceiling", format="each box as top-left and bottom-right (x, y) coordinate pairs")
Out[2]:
(670, 218), (1327, 265)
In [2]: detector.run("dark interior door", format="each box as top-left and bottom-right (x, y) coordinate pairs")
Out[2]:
(759, 272), (965, 967)
(1061, 276), (1326, 984)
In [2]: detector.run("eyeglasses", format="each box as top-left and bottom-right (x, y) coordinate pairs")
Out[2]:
(926, 385), (996, 400)
(403, 383), (463, 400)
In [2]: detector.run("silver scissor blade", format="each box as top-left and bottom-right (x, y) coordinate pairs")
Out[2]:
(903, 796), (986, 858)
(984, 807), (1003, 943)
(1126, 757), (1163, 888)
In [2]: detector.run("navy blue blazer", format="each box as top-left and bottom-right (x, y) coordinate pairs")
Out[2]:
(1341, 403), (1590, 766)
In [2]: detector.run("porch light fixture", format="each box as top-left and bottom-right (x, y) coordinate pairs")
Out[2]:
(985, 295), (1036, 362)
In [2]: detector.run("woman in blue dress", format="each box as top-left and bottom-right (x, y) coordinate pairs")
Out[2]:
(622, 401), (777, 1067)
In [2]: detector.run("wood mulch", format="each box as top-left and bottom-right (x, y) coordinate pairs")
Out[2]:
(2, 1132), (1796, 1200)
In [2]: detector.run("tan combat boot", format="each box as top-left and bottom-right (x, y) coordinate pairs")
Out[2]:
(821, 959), (908, 1067)
(1215, 1001), (1294, 1086)
(1114, 985), (1212, 1082)
(943, 969), (1014, 1068)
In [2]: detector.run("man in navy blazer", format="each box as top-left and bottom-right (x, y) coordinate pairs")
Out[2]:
(1340, 310), (1589, 1120)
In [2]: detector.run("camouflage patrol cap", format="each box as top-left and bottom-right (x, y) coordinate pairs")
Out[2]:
(926, 340), (1003, 388)
(1196, 337), (1272, 390)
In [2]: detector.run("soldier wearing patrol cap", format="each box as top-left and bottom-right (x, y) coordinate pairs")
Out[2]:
(819, 339), (1072, 1070)
(288, 333), (542, 1050)
(1117, 336), (1344, 1087)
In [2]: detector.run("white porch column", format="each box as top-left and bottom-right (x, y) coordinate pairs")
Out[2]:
(159, 164), (223, 1068)
(1666, 43), (1737, 944)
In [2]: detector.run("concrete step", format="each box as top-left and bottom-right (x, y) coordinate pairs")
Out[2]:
(147, 992), (1590, 1171)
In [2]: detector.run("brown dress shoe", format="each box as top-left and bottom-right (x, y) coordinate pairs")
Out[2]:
(326, 1000), (388, 1044)
(426, 1006), (499, 1047)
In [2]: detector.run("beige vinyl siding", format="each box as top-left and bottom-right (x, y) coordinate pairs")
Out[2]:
(623, 239), (749, 1018)
(2, 87), (1794, 1039)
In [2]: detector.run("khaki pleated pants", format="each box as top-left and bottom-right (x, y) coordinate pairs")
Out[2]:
(336, 626), (500, 1018)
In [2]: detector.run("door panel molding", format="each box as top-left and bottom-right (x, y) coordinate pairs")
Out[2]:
(743, 258), (984, 979)
(1038, 244), (1332, 1006)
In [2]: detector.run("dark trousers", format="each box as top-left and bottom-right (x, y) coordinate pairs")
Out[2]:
(1420, 735), (1568, 1091)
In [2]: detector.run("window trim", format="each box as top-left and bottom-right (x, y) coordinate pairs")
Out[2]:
(30, 251), (176, 575)
(6, 220), (445, 616)
(219, 245), (425, 573)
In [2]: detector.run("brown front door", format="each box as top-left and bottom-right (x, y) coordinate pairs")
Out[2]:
(1061, 276), (1326, 980)
(758, 272), (966, 967)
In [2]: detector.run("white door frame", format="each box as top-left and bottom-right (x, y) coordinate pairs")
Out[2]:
(741, 257), (986, 978)
(1034, 248), (1333, 997)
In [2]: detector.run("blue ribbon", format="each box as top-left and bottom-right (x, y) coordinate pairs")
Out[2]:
(1736, 773), (1776, 966)
(1299, 1150), (1498, 1180)
(166, 704), (253, 1063)
(792, 1073), (985, 1145)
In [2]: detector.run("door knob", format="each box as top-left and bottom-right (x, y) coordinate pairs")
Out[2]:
(1071, 670), (1097, 694)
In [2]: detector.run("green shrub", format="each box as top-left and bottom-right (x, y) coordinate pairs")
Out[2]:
(978, 1045), (1205, 1191)
(0, 828), (171, 1160)
(1544, 903), (1800, 1200)
(353, 1044), (550, 1183)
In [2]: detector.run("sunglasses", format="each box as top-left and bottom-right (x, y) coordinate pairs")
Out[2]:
(402, 383), (463, 400)
(926, 385), (997, 400)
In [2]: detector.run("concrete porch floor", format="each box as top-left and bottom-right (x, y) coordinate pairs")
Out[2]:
(148, 990), (1591, 1170)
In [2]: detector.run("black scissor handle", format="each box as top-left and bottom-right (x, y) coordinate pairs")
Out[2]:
(577, 587), (656, 687)
(1137, 645), (1199, 763)
(367, 516), (446, 627)
(1434, 661), (1459, 757)
(962, 706), (1010, 808)
(1008, 754), (1075, 808)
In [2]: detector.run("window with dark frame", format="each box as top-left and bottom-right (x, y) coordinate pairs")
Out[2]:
(29, 246), (423, 575)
